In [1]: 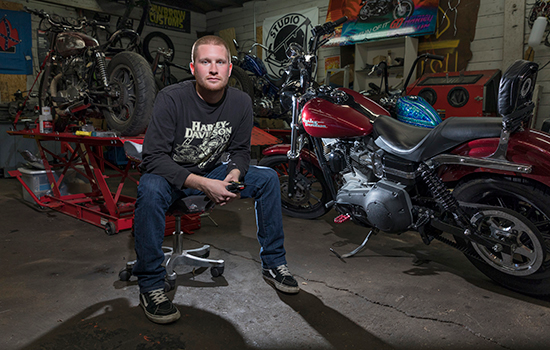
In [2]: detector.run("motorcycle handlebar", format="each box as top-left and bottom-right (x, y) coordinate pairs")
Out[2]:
(333, 16), (348, 27)
(25, 6), (85, 30)
(425, 53), (444, 61)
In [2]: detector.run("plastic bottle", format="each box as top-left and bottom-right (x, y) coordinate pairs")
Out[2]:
(528, 16), (548, 47)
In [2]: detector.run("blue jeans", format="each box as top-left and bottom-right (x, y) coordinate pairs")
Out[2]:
(133, 164), (287, 293)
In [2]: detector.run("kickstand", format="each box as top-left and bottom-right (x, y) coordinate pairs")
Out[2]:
(330, 229), (374, 261)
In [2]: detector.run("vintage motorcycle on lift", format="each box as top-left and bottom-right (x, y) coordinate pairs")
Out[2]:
(259, 16), (550, 296)
(25, 7), (156, 136)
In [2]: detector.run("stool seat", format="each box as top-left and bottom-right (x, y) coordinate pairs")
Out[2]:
(167, 195), (214, 216)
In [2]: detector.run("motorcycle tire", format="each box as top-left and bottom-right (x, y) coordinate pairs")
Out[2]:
(359, 5), (373, 21)
(38, 63), (71, 132)
(142, 31), (176, 64)
(453, 177), (550, 296)
(258, 154), (331, 219)
(229, 66), (254, 102)
(393, 0), (414, 19)
(103, 52), (156, 136)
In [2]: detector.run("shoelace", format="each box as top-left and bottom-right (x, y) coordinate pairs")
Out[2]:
(149, 289), (169, 305)
(276, 265), (292, 277)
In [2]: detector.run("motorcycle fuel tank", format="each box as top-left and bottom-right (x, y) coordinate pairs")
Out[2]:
(301, 88), (388, 138)
(56, 32), (99, 57)
(242, 55), (268, 76)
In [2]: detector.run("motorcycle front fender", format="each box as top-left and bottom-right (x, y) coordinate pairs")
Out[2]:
(440, 128), (550, 188)
(262, 144), (320, 168)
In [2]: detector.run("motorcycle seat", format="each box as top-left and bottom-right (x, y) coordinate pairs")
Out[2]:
(373, 115), (503, 162)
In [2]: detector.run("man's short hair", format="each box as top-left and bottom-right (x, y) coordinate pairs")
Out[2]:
(191, 35), (231, 63)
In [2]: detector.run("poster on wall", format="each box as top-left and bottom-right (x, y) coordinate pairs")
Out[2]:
(325, 0), (438, 46)
(263, 7), (319, 78)
(0, 9), (33, 74)
(146, 2), (190, 33)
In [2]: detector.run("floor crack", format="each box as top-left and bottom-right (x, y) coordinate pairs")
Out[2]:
(303, 278), (514, 350)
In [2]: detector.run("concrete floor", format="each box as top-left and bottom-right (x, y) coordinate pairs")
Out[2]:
(1, 175), (550, 350)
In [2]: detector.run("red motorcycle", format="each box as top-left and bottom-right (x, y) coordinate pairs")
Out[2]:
(259, 17), (550, 296)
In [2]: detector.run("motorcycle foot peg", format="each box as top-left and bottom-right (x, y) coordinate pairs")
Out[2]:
(334, 214), (351, 224)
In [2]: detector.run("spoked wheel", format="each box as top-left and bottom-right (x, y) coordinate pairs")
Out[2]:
(453, 177), (550, 296)
(228, 66), (254, 101)
(393, 0), (414, 19)
(38, 63), (72, 132)
(142, 31), (176, 63)
(103, 52), (156, 136)
(259, 154), (331, 219)
(359, 5), (373, 21)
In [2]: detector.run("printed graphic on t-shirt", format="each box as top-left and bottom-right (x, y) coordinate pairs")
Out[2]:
(172, 120), (232, 169)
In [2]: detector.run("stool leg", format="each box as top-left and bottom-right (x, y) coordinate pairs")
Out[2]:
(174, 214), (183, 255)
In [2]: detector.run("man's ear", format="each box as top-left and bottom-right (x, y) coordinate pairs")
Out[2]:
(189, 62), (195, 75)
(228, 62), (233, 76)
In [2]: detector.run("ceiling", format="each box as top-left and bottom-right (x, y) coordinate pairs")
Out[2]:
(148, 0), (258, 14)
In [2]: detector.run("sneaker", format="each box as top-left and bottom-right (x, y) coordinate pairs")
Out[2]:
(262, 264), (300, 294)
(139, 288), (181, 324)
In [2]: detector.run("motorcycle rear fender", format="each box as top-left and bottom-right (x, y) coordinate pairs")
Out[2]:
(440, 128), (550, 188)
(261, 144), (320, 168)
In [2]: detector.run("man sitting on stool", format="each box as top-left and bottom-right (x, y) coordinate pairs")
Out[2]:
(133, 35), (300, 324)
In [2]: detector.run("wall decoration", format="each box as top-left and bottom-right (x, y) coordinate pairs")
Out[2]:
(146, 2), (190, 33)
(417, 1), (480, 73)
(325, 0), (438, 46)
(0, 9), (32, 74)
(263, 7), (319, 78)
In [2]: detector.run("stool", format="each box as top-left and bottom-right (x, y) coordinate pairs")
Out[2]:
(119, 195), (225, 291)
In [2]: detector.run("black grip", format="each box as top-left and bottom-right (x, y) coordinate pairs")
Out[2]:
(333, 16), (348, 27)
(426, 54), (444, 61)
(226, 181), (245, 193)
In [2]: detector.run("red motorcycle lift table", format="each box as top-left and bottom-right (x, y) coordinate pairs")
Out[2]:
(7, 126), (282, 235)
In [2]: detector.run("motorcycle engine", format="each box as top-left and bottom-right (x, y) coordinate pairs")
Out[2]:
(335, 174), (414, 233)
(52, 57), (88, 110)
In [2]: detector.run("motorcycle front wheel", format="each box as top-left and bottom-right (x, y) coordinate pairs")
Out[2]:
(229, 65), (254, 102)
(453, 177), (550, 296)
(259, 154), (331, 219)
(393, 0), (414, 19)
(103, 51), (156, 136)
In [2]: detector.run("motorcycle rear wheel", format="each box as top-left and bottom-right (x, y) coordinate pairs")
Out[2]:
(259, 154), (331, 219)
(103, 52), (156, 136)
(453, 177), (550, 296)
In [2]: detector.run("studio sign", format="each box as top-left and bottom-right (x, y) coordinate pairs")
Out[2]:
(265, 13), (312, 78)
(147, 3), (190, 33)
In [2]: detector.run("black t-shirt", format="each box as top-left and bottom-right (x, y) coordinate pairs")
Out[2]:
(141, 80), (253, 189)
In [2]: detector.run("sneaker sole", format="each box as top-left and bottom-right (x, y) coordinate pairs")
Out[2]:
(141, 304), (181, 324)
(263, 275), (300, 294)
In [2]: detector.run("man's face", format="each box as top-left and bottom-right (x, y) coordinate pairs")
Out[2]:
(190, 44), (232, 93)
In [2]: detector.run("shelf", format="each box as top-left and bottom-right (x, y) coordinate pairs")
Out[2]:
(353, 36), (418, 92)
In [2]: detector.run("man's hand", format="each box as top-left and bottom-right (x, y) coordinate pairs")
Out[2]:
(185, 173), (239, 206)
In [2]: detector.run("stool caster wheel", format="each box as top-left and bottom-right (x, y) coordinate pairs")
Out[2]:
(104, 221), (116, 235)
(164, 279), (175, 292)
(119, 268), (131, 281)
(211, 266), (224, 277)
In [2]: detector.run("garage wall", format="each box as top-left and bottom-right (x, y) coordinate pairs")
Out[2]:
(8, 0), (205, 83)
(206, 0), (550, 129)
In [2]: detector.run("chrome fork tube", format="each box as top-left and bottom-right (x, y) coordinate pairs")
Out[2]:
(286, 94), (303, 199)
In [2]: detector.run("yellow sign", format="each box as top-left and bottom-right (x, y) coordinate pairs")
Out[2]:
(147, 3), (190, 33)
